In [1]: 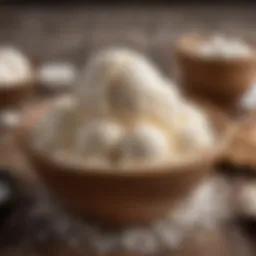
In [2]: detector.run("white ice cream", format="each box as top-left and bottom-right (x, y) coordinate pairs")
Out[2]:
(34, 48), (216, 169)
(75, 119), (125, 159)
(173, 103), (215, 154)
(75, 48), (181, 121)
(33, 96), (78, 150)
(116, 122), (174, 166)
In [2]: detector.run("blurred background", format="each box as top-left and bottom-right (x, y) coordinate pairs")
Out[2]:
(0, 4), (255, 74)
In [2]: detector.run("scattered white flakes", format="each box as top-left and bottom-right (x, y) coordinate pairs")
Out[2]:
(153, 221), (183, 248)
(60, 177), (230, 255)
(121, 229), (159, 254)
(0, 180), (11, 205)
(234, 180), (256, 218)
(195, 35), (253, 59)
(0, 111), (20, 129)
(89, 233), (119, 253)
(240, 82), (256, 111)
(169, 177), (232, 230)
(38, 62), (77, 91)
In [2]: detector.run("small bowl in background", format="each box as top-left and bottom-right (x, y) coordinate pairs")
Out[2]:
(0, 54), (39, 111)
(175, 33), (256, 111)
(0, 78), (35, 110)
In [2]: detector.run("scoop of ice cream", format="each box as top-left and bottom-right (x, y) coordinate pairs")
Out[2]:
(240, 82), (256, 111)
(76, 48), (160, 96)
(116, 122), (174, 166)
(173, 103), (215, 154)
(76, 48), (181, 122)
(0, 47), (32, 85)
(105, 67), (181, 124)
(32, 47), (217, 169)
(75, 119), (125, 159)
(33, 96), (78, 150)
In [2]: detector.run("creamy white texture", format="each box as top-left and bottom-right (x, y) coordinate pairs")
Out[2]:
(116, 123), (174, 165)
(75, 48), (181, 121)
(173, 104), (215, 153)
(195, 35), (253, 59)
(240, 82), (256, 111)
(34, 48), (216, 169)
(33, 96), (78, 150)
(75, 119), (125, 159)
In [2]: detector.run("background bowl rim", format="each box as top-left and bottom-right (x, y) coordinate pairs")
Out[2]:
(175, 32), (256, 64)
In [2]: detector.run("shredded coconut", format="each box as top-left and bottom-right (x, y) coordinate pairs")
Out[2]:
(195, 35), (253, 59)
(38, 62), (77, 91)
(240, 82), (256, 111)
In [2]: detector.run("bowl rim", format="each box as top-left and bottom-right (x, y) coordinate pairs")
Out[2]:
(0, 74), (36, 91)
(175, 33), (256, 64)
(16, 96), (234, 179)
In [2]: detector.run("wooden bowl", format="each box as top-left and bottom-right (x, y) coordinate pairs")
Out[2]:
(0, 55), (39, 110)
(16, 98), (231, 227)
(0, 79), (35, 109)
(175, 34), (256, 110)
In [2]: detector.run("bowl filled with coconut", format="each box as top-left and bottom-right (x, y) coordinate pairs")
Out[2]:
(175, 33), (256, 111)
(17, 48), (232, 227)
(0, 46), (35, 109)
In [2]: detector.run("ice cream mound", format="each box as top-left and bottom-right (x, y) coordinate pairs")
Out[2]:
(32, 48), (216, 171)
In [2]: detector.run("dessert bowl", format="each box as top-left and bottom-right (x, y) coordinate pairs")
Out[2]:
(0, 53), (38, 110)
(0, 78), (35, 109)
(175, 33), (256, 110)
(16, 97), (232, 227)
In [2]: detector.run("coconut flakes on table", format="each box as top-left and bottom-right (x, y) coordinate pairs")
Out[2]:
(38, 62), (77, 91)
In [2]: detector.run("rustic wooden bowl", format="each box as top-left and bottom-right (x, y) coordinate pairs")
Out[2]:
(175, 34), (256, 110)
(0, 54), (39, 110)
(16, 97), (232, 227)
(0, 79), (35, 109)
